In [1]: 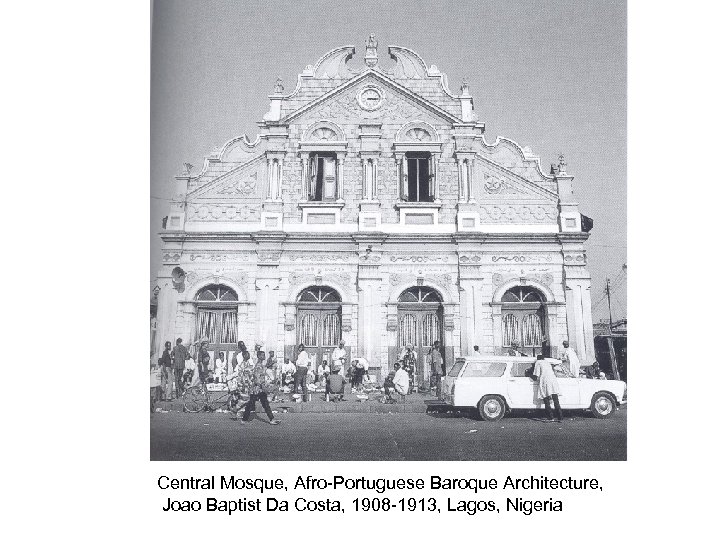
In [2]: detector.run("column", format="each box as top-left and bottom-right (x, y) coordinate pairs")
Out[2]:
(468, 158), (476, 202)
(432, 153), (440, 201)
(266, 158), (273, 200)
(337, 156), (345, 201)
(395, 155), (403, 200)
(457, 160), (465, 201)
(459, 277), (483, 355)
(256, 278), (280, 349)
(401, 155), (408, 199)
(277, 158), (283, 201)
(371, 159), (377, 199)
(579, 283), (596, 364)
(362, 159), (368, 199)
(300, 155), (308, 200)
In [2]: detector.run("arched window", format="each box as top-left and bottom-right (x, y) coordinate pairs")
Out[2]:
(195, 285), (238, 345)
(297, 286), (341, 303)
(398, 286), (443, 303)
(195, 285), (238, 303)
(501, 286), (545, 303)
(500, 286), (547, 354)
(296, 286), (342, 352)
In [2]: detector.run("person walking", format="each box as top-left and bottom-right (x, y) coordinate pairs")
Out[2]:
(558, 340), (580, 378)
(171, 338), (189, 398)
(295, 344), (310, 401)
(533, 354), (563, 422)
(159, 341), (173, 401)
(237, 352), (280, 425)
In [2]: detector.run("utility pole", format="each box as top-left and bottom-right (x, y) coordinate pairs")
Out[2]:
(606, 277), (613, 333)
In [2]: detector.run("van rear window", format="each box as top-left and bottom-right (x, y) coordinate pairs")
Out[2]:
(462, 362), (506, 377)
(448, 361), (465, 377)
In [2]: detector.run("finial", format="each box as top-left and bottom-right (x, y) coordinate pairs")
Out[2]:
(460, 78), (470, 94)
(364, 33), (379, 67)
(182, 162), (193, 175)
(273, 77), (284, 94)
(558, 154), (567, 174)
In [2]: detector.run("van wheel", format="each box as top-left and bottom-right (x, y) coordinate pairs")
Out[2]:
(590, 392), (616, 419)
(477, 395), (506, 421)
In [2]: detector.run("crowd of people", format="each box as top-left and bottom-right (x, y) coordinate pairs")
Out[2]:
(152, 335), (600, 424)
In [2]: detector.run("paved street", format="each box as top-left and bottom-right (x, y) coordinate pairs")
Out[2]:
(151, 408), (626, 461)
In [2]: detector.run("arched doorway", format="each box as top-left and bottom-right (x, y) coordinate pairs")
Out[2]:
(194, 284), (239, 373)
(296, 286), (343, 373)
(397, 286), (444, 387)
(500, 286), (547, 356)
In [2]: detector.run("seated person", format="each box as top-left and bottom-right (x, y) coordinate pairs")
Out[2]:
(280, 358), (296, 387)
(384, 362), (410, 403)
(585, 361), (603, 379)
(326, 368), (346, 401)
(317, 359), (330, 387)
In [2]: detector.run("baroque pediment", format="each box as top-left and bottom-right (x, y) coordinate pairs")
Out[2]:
(475, 157), (558, 202)
(287, 72), (458, 125)
(187, 156), (264, 201)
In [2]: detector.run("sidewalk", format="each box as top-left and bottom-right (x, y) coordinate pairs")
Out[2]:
(154, 387), (445, 414)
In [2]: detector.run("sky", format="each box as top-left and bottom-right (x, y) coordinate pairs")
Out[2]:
(151, 0), (627, 322)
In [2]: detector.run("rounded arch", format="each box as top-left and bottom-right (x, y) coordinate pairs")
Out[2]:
(395, 121), (439, 143)
(183, 276), (247, 304)
(301, 121), (347, 142)
(286, 278), (353, 304)
(388, 277), (456, 305)
(398, 285), (443, 303)
(492, 278), (555, 304)
(195, 284), (238, 302)
(296, 285), (342, 303)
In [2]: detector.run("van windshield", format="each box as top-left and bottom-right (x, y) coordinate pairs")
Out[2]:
(447, 361), (465, 377)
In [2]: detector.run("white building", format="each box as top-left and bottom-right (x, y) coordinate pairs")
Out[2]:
(154, 37), (595, 383)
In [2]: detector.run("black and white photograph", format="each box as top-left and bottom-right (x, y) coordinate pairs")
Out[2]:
(149, 0), (627, 461)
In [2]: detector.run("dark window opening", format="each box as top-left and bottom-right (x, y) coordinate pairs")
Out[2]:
(405, 152), (432, 202)
(309, 152), (337, 202)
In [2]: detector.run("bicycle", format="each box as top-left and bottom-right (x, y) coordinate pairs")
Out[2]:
(183, 371), (251, 413)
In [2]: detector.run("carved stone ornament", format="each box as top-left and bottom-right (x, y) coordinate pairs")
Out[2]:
(257, 251), (282, 263)
(459, 254), (482, 264)
(286, 253), (351, 263)
(365, 33), (378, 67)
(484, 175), (505, 194)
(162, 252), (182, 262)
(478, 205), (557, 223)
(341, 314), (353, 332)
(389, 255), (449, 263)
(307, 89), (428, 122)
(187, 204), (259, 222)
(491, 254), (553, 263)
(188, 252), (250, 262)
(387, 313), (398, 331)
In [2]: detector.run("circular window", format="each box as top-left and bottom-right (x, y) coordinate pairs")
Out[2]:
(357, 85), (384, 111)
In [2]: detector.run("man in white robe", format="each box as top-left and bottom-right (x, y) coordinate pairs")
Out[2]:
(558, 340), (580, 378)
(533, 355), (563, 422)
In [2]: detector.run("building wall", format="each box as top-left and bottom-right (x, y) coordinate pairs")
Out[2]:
(155, 43), (595, 372)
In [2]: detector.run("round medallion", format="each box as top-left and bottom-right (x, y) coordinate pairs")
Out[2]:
(357, 85), (384, 111)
